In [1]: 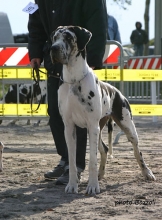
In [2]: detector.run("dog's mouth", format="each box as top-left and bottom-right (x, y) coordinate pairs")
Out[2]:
(50, 51), (61, 64)
(50, 54), (60, 64)
(50, 51), (68, 65)
(50, 43), (70, 65)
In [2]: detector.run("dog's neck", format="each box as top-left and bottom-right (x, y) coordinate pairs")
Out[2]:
(62, 50), (90, 84)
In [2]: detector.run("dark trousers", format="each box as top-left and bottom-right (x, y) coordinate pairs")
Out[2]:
(47, 75), (87, 170)
(134, 44), (144, 56)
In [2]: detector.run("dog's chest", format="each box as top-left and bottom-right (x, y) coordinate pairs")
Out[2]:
(58, 81), (102, 127)
(58, 78), (114, 128)
(71, 83), (98, 112)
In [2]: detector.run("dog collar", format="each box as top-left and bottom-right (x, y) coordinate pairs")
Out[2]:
(60, 72), (89, 84)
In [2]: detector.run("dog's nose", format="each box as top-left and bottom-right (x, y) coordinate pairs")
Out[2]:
(51, 45), (60, 52)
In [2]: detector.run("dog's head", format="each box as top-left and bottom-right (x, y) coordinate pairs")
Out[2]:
(50, 26), (92, 64)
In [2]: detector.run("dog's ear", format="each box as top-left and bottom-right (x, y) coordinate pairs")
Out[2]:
(70, 26), (92, 51)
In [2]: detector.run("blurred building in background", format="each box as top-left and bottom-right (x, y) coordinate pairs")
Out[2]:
(0, 12), (28, 44)
(155, 0), (162, 56)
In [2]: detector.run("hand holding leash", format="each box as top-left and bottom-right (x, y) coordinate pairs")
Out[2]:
(30, 58), (41, 68)
(31, 60), (42, 112)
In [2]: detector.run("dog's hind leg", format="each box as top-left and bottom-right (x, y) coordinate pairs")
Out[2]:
(10, 119), (19, 125)
(111, 92), (155, 181)
(107, 118), (114, 158)
(98, 137), (108, 180)
(114, 111), (156, 181)
(98, 116), (109, 180)
(33, 120), (41, 126)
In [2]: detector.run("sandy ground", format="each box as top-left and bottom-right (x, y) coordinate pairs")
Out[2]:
(0, 116), (162, 220)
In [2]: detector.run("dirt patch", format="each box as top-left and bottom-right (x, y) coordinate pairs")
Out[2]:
(0, 117), (162, 220)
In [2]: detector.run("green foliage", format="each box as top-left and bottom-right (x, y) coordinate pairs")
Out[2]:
(149, 38), (154, 46)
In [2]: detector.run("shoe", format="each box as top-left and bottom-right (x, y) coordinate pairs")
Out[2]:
(44, 165), (65, 179)
(55, 169), (81, 185)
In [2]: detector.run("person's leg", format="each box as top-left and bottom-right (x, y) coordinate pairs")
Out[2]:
(139, 44), (144, 56)
(76, 126), (87, 172)
(134, 45), (138, 56)
(44, 76), (68, 179)
(47, 76), (68, 161)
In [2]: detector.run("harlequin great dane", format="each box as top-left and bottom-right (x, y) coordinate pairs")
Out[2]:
(50, 26), (156, 194)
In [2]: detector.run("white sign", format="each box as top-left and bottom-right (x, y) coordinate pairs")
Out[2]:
(22, 2), (38, 14)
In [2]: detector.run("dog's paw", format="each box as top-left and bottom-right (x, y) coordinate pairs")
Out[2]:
(33, 122), (39, 127)
(98, 170), (105, 180)
(86, 183), (100, 195)
(65, 183), (78, 194)
(142, 167), (156, 181)
(108, 154), (113, 159)
(98, 174), (103, 181)
(10, 121), (16, 125)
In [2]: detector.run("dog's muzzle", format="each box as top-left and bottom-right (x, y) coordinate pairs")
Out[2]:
(50, 45), (60, 63)
(50, 44), (67, 64)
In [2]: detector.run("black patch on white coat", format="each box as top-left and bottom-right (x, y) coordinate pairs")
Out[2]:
(95, 77), (99, 84)
(72, 83), (93, 112)
(78, 86), (81, 92)
(5, 82), (46, 105)
(108, 119), (113, 133)
(112, 91), (132, 121)
(5, 85), (27, 104)
(89, 91), (95, 97)
(140, 152), (145, 168)
(101, 140), (108, 154)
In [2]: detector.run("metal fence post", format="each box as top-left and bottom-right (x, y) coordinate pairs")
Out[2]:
(104, 40), (125, 144)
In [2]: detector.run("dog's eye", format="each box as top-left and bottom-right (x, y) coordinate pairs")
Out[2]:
(66, 37), (70, 41)
(66, 35), (71, 40)
(63, 32), (72, 42)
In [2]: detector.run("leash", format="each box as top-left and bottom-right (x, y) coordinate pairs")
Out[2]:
(31, 62), (42, 112)
(31, 63), (60, 112)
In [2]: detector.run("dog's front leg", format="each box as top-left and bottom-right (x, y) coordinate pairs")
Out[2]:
(64, 122), (78, 193)
(86, 125), (100, 195)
